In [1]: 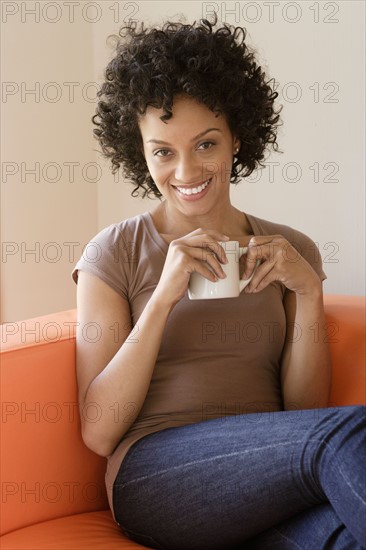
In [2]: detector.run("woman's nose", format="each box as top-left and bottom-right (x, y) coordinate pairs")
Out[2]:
(174, 154), (203, 184)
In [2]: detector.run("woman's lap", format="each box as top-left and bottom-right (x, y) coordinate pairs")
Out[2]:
(113, 405), (366, 550)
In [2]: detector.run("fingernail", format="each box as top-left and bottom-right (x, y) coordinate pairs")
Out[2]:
(222, 235), (230, 240)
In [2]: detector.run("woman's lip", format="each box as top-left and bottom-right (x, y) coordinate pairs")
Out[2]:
(173, 178), (213, 201)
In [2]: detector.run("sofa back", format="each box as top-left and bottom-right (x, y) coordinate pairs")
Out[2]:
(1, 295), (365, 535)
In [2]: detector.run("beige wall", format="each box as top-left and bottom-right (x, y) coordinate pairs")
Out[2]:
(1, 1), (365, 323)
(1, 3), (97, 323)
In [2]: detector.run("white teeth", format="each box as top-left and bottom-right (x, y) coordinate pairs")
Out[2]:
(176, 179), (211, 195)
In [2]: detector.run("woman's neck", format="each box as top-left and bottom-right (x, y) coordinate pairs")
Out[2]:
(150, 200), (254, 239)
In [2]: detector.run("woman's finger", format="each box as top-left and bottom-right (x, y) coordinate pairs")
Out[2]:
(248, 234), (284, 246)
(178, 244), (227, 280)
(173, 232), (230, 266)
(162, 232), (229, 265)
(244, 261), (277, 293)
(243, 241), (284, 278)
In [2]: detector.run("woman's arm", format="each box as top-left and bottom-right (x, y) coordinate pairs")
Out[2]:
(242, 234), (332, 411)
(76, 271), (175, 458)
(76, 228), (229, 458)
(279, 286), (332, 410)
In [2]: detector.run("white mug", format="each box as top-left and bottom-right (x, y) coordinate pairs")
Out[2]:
(188, 240), (260, 300)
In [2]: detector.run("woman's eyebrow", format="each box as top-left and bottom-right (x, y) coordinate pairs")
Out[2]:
(146, 128), (223, 145)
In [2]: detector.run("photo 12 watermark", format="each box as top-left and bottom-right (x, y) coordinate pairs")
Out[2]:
(0, 318), (140, 344)
(1, 159), (340, 184)
(1, 480), (105, 504)
(1, 238), (139, 266)
(1, 1), (140, 24)
(201, 2), (340, 25)
(1, 399), (140, 424)
(1, 80), (340, 105)
(246, 161), (340, 184)
(2, 81), (100, 104)
(200, 319), (339, 344)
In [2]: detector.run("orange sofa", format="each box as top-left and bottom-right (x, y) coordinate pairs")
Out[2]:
(1, 295), (365, 549)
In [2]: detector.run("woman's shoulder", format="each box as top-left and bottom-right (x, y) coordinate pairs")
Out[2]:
(247, 212), (314, 244)
(246, 212), (294, 238)
(87, 211), (150, 245)
(71, 211), (152, 291)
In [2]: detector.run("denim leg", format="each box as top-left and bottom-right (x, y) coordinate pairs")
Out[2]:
(113, 405), (366, 550)
(246, 503), (364, 549)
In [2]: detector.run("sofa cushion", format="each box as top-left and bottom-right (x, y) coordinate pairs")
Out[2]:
(0, 510), (147, 549)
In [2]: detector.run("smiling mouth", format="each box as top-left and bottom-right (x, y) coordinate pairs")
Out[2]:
(175, 178), (212, 195)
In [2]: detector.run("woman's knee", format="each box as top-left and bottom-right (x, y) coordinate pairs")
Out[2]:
(336, 404), (366, 423)
(246, 503), (364, 550)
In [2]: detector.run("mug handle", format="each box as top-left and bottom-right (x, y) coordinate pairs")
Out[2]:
(238, 246), (260, 293)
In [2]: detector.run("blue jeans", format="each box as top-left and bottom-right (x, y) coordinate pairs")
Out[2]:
(113, 405), (366, 550)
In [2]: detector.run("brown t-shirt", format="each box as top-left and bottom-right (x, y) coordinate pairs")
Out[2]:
(71, 210), (327, 520)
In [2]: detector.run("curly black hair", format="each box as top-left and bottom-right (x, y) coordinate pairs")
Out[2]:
(92, 14), (282, 199)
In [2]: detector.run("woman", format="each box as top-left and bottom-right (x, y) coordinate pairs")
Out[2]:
(72, 16), (365, 550)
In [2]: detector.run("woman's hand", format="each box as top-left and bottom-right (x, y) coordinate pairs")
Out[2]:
(241, 235), (322, 296)
(152, 229), (230, 307)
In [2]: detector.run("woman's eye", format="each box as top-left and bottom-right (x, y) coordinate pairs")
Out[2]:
(154, 149), (171, 157)
(198, 141), (215, 150)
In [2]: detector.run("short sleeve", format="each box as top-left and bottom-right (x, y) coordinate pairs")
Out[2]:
(71, 224), (130, 300)
(290, 228), (327, 283)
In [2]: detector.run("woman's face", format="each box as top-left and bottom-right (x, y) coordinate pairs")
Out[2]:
(138, 94), (240, 215)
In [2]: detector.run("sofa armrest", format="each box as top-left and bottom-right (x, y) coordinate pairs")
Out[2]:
(1, 309), (109, 536)
(323, 295), (365, 406)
